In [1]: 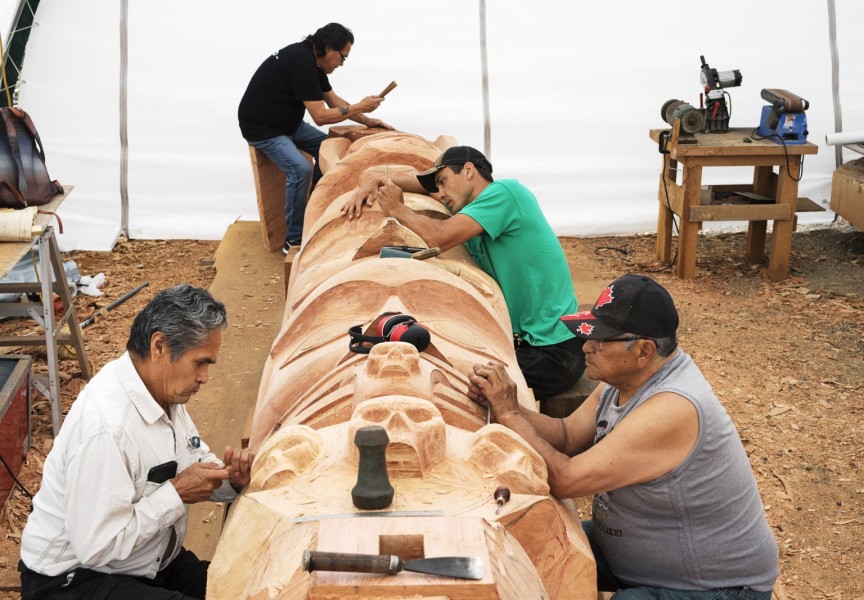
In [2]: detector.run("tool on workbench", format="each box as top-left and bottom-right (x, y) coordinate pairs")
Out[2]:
(660, 99), (704, 134)
(351, 425), (394, 510)
(80, 281), (149, 328)
(304, 550), (484, 580)
(494, 486), (510, 515)
(698, 55), (742, 132)
(756, 88), (809, 145)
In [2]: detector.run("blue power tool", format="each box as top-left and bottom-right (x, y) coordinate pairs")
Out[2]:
(757, 88), (809, 144)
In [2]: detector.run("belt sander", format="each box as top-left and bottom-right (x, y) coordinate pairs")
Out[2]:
(757, 88), (809, 144)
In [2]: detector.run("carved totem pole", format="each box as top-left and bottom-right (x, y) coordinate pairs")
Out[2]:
(208, 129), (596, 599)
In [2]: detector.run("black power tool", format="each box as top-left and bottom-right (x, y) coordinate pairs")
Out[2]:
(699, 55), (742, 132)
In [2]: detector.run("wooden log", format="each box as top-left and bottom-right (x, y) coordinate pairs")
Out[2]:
(209, 129), (596, 599)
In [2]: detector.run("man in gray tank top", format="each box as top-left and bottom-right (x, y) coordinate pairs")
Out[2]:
(468, 274), (778, 599)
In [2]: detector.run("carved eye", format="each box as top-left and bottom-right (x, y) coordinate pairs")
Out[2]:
(405, 408), (433, 423)
(361, 407), (391, 422)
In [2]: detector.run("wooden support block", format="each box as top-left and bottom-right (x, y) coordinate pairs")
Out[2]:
(283, 246), (299, 296)
(248, 147), (287, 253)
(830, 158), (864, 229)
(248, 146), (313, 253)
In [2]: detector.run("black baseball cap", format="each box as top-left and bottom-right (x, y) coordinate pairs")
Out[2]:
(416, 146), (493, 193)
(561, 274), (679, 339)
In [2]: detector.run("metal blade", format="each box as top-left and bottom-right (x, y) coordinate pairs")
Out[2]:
(403, 557), (484, 580)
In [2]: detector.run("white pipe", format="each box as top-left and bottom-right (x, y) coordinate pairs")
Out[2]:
(825, 130), (864, 146)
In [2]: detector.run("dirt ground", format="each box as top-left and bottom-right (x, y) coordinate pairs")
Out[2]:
(0, 220), (862, 599)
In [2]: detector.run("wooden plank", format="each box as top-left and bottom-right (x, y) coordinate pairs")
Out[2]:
(688, 155), (800, 168)
(183, 221), (286, 560)
(796, 197), (825, 212)
(649, 128), (818, 157)
(689, 204), (793, 222)
(312, 517), (498, 597)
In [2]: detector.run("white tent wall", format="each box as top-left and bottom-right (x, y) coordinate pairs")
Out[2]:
(5, 0), (863, 251)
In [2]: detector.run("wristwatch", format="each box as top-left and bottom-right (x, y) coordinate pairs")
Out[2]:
(339, 105), (350, 116)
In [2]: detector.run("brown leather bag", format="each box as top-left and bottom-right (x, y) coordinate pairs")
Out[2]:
(0, 106), (63, 208)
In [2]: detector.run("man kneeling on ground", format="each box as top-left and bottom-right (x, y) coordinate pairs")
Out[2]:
(19, 284), (254, 600)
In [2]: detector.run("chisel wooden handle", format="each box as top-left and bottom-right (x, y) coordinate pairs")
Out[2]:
(304, 550), (402, 575)
(378, 81), (398, 97)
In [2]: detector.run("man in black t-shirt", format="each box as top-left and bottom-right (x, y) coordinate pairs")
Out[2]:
(238, 23), (392, 253)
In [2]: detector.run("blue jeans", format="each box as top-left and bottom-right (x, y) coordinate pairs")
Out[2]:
(582, 521), (773, 600)
(248, 122), (327, 243)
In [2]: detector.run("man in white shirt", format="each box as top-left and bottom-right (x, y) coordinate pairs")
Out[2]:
(19, 284), (255, 600)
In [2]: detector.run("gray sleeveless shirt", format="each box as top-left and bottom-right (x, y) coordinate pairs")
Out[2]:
(591, 350), (779, 591)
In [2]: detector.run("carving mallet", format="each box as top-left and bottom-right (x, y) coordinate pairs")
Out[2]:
(351, 425), (394, 509)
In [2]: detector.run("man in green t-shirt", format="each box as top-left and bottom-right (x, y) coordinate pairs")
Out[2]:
(341, 146), (584, 398)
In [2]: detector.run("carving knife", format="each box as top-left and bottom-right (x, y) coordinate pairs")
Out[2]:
(303, 550), (483, 580)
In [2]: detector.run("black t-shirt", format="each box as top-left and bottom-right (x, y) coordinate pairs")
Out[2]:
(237, 42), (332, 141)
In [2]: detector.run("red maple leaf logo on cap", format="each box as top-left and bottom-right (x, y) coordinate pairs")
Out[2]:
(577, 323), (594, 335)
(595, 285), (614, 308)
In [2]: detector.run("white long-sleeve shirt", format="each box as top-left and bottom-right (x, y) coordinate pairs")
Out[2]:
(20, 352), (236, 578)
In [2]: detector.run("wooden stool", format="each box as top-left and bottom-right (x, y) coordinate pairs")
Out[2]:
(247, 147), (313, 253)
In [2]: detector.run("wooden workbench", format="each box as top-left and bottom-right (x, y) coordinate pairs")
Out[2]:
(649, 125), (819, 281)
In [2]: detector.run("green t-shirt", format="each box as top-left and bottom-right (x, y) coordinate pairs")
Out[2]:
(460, 180), (577, 346)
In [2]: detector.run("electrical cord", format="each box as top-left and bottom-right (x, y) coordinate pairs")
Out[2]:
(640, 142), (679, 274)
(0, 449), (34, 501)
(748, 127), (805, 182)
(725, 90), (733, 122)
(595, 144), (677, 274)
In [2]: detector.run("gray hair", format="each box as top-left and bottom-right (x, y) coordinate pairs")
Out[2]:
(127, 284), (228, 361)
(625, 334), (678, 357)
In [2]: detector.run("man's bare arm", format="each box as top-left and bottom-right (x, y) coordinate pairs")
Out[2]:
(468, 362), (599, 455)
(376, 181), (482, 250)
(304, 93), (382, 127)
(469, 362), (698, 499)
(341, 170), (428, 220)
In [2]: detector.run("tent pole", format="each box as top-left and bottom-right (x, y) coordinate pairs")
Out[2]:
(479, 0), (491, 161)
(826, 0), (842, 169)
(119, 0), (129, 239)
